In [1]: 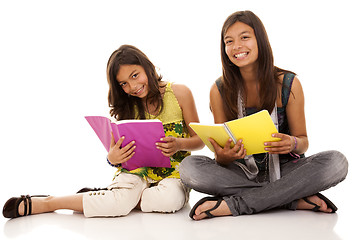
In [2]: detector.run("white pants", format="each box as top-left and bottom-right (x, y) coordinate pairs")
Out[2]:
(82, 173), (189, 217)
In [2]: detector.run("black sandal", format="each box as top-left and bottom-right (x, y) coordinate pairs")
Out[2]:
(2, 195), (49, 219)
(189, 196), (223, 220)
(303, 193), (337, 213)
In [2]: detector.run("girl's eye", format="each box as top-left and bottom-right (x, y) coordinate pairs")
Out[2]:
(225, 40), (233, 45)
(132, 73), (138, 79)
(119, 82), (127, 87)
(241, 36), (250, 40)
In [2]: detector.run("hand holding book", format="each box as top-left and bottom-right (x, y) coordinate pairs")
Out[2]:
(209, 138), (246, 165)
(156, 136), (181, 157)
(189, 110), (281, 156)
(107, 133), (136, 166)
(264, 133), (297, 155)
(85, 116), (171, 171)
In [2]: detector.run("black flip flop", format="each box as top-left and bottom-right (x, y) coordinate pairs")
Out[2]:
(189, 196), (223, 220)
(316, 193), (338, 213)
(303, 193), (337, 213)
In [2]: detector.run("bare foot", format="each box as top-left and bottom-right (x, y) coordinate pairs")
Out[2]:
(193, 200), (232, 220)
(297, 195), (333, 213)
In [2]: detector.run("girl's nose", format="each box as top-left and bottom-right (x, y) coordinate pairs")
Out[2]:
(128, 81), (136, 92)
(233, 40), (242, 50)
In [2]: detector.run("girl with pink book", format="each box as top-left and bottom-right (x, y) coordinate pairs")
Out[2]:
(3, 45), (204, 218)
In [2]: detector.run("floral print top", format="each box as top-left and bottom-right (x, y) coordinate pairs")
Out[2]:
(113, 82), (190, 183)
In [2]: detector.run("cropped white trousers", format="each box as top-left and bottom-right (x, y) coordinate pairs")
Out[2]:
(82, 173), (189, 217)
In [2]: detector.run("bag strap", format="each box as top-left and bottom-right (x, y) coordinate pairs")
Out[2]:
(216, 74), (295, 108)
(215, 77), (223, 95)
(281, 73), (295, 107)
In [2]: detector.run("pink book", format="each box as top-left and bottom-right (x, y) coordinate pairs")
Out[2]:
(85, 116), (171, 171)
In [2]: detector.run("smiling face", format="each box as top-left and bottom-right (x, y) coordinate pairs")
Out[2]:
(116, 64), (149, 99)
(224, 21), (258, 70)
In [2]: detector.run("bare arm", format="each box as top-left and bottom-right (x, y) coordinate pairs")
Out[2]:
(209, 83), (228, 123)
(156, 83), (204, 157)
(265, 76), (308, 155)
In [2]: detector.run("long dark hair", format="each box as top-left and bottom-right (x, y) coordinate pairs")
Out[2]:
(107, 45), (164, 120)
(220, 10), (294, 120)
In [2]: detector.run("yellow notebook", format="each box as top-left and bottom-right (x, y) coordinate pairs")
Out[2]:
(189, 110), (281, 155)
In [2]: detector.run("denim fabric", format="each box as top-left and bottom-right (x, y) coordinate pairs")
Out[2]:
(179, 150), (348, 216)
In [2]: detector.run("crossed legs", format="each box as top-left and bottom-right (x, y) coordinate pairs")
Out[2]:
(180, 150), (348, 220)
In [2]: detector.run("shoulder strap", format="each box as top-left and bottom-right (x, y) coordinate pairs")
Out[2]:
(215, 77), (223, 96)
(281, 73), (295, 107)
(217, 74), (294, 108)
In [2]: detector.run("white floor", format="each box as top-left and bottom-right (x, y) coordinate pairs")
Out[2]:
(1, 180), (359, 240)
(1, 137), (358, 240)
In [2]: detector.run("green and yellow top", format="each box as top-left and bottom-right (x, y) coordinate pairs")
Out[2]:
(113, 82), (190, 183)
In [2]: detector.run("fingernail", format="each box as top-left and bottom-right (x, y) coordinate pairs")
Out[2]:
(264, 143), (268, 146)
(272, 134), (275, 137)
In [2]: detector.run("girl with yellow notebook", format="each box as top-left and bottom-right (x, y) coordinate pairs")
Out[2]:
(180, 10), (348, 220)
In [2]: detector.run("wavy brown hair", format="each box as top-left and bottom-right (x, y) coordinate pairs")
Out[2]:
(220, 11), (294, 121)
(106, 45), (164, 120)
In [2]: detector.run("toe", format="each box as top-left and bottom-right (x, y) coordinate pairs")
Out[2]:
(194, 201), (213, 216)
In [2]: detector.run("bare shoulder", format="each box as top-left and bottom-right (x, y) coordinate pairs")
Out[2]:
(170, 83), (193, 99)
(209, 82), (228, 123)
(210, 82), (223, 108)
(291, 76), (303, 91)
(210, 82), (221, 99)
(170, 83), (195, 109)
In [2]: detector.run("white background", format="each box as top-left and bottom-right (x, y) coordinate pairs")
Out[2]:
(1, 0), (359, 239)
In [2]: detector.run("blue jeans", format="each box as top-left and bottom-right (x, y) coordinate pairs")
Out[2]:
(179, 150), (348, 216)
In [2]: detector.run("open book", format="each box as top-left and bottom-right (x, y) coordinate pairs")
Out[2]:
(85, 116), (171, 171)
(189, 110), (280, 155)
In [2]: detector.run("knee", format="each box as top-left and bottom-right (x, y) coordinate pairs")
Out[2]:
(141, 178), (188, 213)
(83, 190), (137, 217)
(179, 155), (194, 177)
(329, 150), (348, 180)
(179, 156), (192, 183)
(315, 150), (348, 182)
(324, 150), (347, 173)
(179, 155), (208, 189)
(83, 174), (147, 217)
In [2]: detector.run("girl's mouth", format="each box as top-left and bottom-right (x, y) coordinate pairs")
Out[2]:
(234, 52), (249, 59)
(132, 86), (145, 96)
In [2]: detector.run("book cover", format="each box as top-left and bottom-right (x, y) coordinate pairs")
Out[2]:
(187, 123), (232, 153)
(189, 110), (280, 155)
(85, 116), (171, 171)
